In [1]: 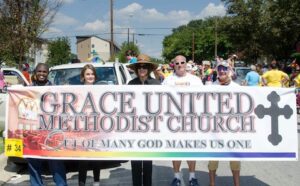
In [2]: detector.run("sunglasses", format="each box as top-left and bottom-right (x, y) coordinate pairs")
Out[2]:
(137, 64), (149, 69)
(217, 66), (228, 72)
(175, 61), (186, 65)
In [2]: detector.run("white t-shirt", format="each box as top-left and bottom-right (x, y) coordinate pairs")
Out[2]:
(162, 73), (203, 86)
(213, 80), (239, 86)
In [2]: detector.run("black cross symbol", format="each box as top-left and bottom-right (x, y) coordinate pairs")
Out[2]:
(254, 91), (293, 146)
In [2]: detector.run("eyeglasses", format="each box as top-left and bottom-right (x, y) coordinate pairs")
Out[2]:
(137, 65), (149, 69)
(175, 61), (186, 65)
(217, 66), (228, 72)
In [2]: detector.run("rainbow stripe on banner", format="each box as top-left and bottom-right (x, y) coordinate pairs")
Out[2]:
(23, 149), (297, 160)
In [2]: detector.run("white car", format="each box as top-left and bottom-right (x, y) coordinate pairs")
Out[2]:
(48, 62), (132, 85)
(0, 67), (30, 133)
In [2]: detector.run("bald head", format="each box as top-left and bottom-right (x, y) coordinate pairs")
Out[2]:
(175, 55), (186, 63)
(173, 55), (187, 77)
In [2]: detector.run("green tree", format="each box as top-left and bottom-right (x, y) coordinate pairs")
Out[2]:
(47, 37), (71, 67)
(162, 18), (233, 62)
(0, 0), (62, 69)
(222, 0), (300, 62)
(117, 41), (140, 63)
(221, 0), (266, 62)
(261, 0), (300, 60)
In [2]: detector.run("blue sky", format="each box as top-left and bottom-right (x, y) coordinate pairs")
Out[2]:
(44, 0), (226, 59)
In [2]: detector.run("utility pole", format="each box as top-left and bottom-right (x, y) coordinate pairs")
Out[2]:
(214, 18), (218, 58)
(192, 32), (195, 62)
(110, 0), (114, 59)
(132, 33), (135, 43)
(127, 28), (130, 45)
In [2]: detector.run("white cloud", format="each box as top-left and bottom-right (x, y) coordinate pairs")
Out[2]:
(61, 0), (74, 4)
(42, 27), (63, 38)
(46, 27), (63, 33)
(79, 19), (108, 32)
(117, 2), (143, 15)
(59, 2), (227, 58)
(114, 3), (192, 27)
(166, 10), (192, 25)
(196, 3), (226, 19)
(53, 13), (78, 25)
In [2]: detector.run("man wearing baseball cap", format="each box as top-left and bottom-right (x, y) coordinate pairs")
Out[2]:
(208, 60), (240, 186)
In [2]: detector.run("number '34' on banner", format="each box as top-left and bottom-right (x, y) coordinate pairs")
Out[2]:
(5, 138), (23, 157)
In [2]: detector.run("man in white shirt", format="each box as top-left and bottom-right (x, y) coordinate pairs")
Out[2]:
(209, 60), (240, 186)
(162, 55), (202, 186)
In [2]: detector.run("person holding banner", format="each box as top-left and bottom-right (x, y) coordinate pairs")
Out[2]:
(78, 64), (101, 186)
(208, 60), (240, 186)
(27, 63), (68, 186)
(127, 54), (160, 186)
(162, 55), (203, 186)
(0, 64), (6, 92)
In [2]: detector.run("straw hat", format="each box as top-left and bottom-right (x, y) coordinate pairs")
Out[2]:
(127, 54), (158, 71)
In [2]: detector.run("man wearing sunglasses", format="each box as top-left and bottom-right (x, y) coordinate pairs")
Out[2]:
(163, 55), (203, 87)
(213, 61), (238, 86)
(162, 55), (202, 186)
(208, 60), (240, 186)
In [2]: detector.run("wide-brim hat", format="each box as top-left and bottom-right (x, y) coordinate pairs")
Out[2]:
(127, 54), (158, 71)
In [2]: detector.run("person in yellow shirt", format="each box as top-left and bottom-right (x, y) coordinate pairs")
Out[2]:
(262, 60), (289, 87)
(161, 64), (173, 78)
(293, 73), (300, 88)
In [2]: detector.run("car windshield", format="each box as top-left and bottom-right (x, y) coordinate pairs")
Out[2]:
(236, 68), (251, 79)
(48, 67), (118, 85)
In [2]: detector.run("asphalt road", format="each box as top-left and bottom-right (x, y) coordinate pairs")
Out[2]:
(0, 127), (299, 186)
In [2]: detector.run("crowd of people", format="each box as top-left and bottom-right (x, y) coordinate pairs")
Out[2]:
(1, 52), (299, 186)
(149, 56), (299, 89)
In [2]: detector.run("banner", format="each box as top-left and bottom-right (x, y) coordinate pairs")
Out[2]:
(5, 85), (298, 160)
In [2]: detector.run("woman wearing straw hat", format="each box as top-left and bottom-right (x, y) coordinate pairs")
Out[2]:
(127, 54), (160, 186)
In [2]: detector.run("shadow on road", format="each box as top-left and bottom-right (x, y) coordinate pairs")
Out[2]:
(2, 162), (270, 186)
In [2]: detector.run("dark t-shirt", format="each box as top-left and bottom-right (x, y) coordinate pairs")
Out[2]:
(128, 77), (161, 85)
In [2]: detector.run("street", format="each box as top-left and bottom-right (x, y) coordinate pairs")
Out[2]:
(0, 126), (299, 186)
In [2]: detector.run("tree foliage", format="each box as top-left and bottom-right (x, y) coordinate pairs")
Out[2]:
(117, 41), (140, 63)
(162, 18), (233, 62)
(163, 1), (300, 63)
(222, 0), (300, 61)
(47, 37), (71, 67)
(0, 0), (62, 69)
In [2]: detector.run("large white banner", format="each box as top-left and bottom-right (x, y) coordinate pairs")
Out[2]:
(5, 85), (298, 160)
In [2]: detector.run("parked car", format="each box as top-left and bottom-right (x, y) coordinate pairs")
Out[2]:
(234, 67), (251, 85)
(48, 62), (132, 85)
(0, 67), (30, 133)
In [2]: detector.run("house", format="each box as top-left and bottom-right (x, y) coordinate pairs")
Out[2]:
(76, 36), (120, 62)
(28, 38), (49, 67)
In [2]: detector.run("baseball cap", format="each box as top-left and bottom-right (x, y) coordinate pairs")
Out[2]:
(216, 60), (229, 68)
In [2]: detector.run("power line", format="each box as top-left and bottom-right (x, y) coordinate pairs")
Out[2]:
(43, 32), (167, 40)
(116, 27), (174, 30)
